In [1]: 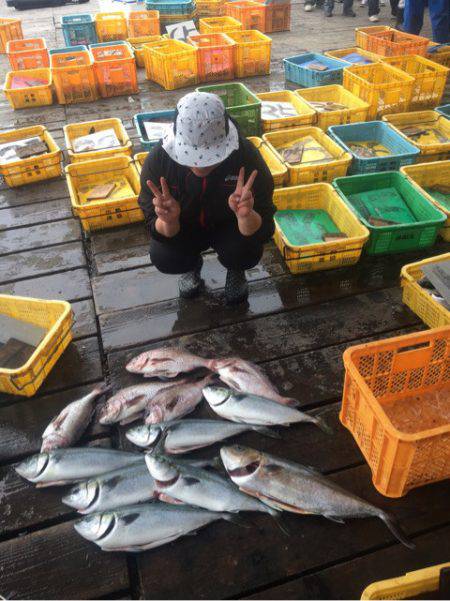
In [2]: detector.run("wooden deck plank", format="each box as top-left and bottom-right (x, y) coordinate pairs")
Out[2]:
(0, 241), (86, 284)
(0, 268), (92, 302)
(0, 219), (81, 256)
(71, 299), (98, 340)
(245, 525), (450, 600)
(0, 521), (129, 600)
(0, 179), (69, 210)
(0, 198), (72, 230)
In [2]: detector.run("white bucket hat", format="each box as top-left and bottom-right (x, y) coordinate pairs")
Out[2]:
(162, 91), (239, 168)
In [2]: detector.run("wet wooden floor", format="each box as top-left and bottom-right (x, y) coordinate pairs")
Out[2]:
(0, 1), (449, 598)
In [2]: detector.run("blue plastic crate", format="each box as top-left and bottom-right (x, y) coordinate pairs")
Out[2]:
(436, 104), (450, 119)
(134, 110), (176, 150)
(49, 44), (90, 56)
(144, 0), (195, 14)
(62, 14), (98, 47)
(283, 52), (348, 87)
(328, 121), (420, 175)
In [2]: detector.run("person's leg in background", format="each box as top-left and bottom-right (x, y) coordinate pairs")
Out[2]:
(323, 0), (335, 16)
(343, 0), (356, 16)
(390, 0), (399, 18)
(403, 0), (425, 34)
(428, 0), (450, 42)
(210, 225), (265, 304)
(368, 0), (380, 20)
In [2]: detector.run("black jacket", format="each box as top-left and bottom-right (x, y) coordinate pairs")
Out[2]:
(138, 137), (276, 245)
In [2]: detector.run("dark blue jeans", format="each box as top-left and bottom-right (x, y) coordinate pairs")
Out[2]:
(404, 0), (450, 43)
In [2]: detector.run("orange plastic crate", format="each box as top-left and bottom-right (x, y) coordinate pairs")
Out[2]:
(225, 1), (265, 31)
(364, 29), (429, 57)
(224, 29), (271, 77)
(91, 42), (138, 97)
(127, 10), (160, 37)
(341, 327), (450, 498)
(143, 39), (198, 90)
(197, 0), (226, 16)
(95, 12), (128, 42)
(264, 3), (290, 33)
(0, 18), (23, 54)
(6, 38), (49, 71)
(355, 25), (390, 50)
(50, 46), (98, 104)
(188, 33), (235, 82)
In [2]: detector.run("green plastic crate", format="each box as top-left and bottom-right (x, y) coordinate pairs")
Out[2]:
(196, 82), (261, 136)
(333, 171), (446, 255)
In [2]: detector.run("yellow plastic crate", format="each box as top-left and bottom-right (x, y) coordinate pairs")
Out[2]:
(248, 136), (287, 187)
(0, 18), (23, 54)
(400, 253), (450, 329)
(225, 0), (265, 31)
(66, 155), (143, 232)
(199, 16), (243, 33)
(143, 39), (198, 90)
(127, 10), (160, 38)
(3, 68), (53, 110)
(295, 84), (370, 130)
(127, 35), (163, 67)
(95, 12), (128, 42)
(382, 110), (450, 162)
(361, 562), (450, 600)
(382, 55), (449, 110)
(272, 183), (369, 274)
(224, 29), (271, 77)
(197, 0), (226, 16)
(134, 151), (147, 173)
(426, 42), (450, 68)
(263, 126), (352, 186)
(257, 90), (315, 132)
(0, 125), (62, 188)
(64, 118), (132, 164)
(0, 294), (73, 397)
(401, 161), (450, 241)
(343, 62), (415, 120)
(325, 47), (381, 65)
(160, 12), (198, 24)
(355, 25), (390, 51)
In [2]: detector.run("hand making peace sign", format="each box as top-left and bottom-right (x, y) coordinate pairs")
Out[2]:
(147, 177), (181, 225)
(228, 167), (258, 220)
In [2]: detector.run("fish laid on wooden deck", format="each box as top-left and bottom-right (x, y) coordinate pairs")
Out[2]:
(126, 347), (213, 379)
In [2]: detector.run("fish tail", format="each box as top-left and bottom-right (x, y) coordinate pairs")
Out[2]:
(252, 426), (281, 440)
(307, 409), (333, 435)
(92, 382), (112, 398)
(271, 513), (290, 537)
(222, 513), (252, 528)
(379, 510), (415, 550)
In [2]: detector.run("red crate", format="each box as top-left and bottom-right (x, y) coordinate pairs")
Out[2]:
(225, 1), (265, 31)
(91, 42), (138, 97)
(189, 33), (235, 82)
(6, 38), (49, 70)
(264, 2), (290, 32)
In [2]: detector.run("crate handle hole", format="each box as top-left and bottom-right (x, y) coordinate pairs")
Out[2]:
(397, 341), (431, 354)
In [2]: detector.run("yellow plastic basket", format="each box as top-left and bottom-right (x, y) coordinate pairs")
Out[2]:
(382, 55), (449, 110)
(143, 38), (198, 90)
(0, 294), (73, 397)
(257, 90), (315, 132)
(295, 84), (370, 130)
(426, 42), (450, 68)
(224, 29), (271, 77)
(133, 151), (147, 173)
(0, 18), (23, 54)
(3, 68), (53, 109)
(248, 136), (287, 188)
(65, 155), (143, 232)
(383, 111), (450, 162)
(343, 62), (415, 120)
(95, 12), (128, 42)
(355, 25), (390, 51)
(361, 562), (450, 600)
(127, 10), (160, 37)
(263, 126), (352, 186)
(324, 47), (381, 65)
(64, 117), (132, 163)
(400, 253), (450, 329)
(0, 125), (62, 188)
(127, 35), (163, 67)
(401, 161), (450, 241)
(273, 183), (369, 274)
(199, 16), (243, 33)
(197, 0), (226, 16)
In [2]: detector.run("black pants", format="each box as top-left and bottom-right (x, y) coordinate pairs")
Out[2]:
(150, 225), (264, 274)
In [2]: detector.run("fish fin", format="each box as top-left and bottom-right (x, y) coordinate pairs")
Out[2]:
(324, 515), (346, 525)
(308, 410), (334, 435)
(181, 476), (201, 486)
(263, 464), (284, 474)
(36, 480), (69, 488)
(222, 514), (252, 529)
(128, 394), (147, 407)
(300, 464), (323, 476)
(280, 397), (301, 408)
(252, 426), (281, 439)
(379, 511), (416, 550)
(158, 492), (184, 505)
(272, 513), (290, 537)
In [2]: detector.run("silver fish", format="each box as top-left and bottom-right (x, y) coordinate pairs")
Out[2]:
(98, 381), (178, 425)
(145, 453), (276, 515)
(211, 357), (298, 407)
(126, 347), (213, 379)
(126, 419), (277, 453)
(74, 502), (235, 552)
(203, 385), (330, 433)
(41, 383), (110, 452)
(221, 445), (415, 550)
(15, 447), (142, 487)
(144, 375), (214, 424)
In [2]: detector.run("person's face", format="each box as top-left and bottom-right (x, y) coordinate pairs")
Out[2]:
(190, 164), (220, 177)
